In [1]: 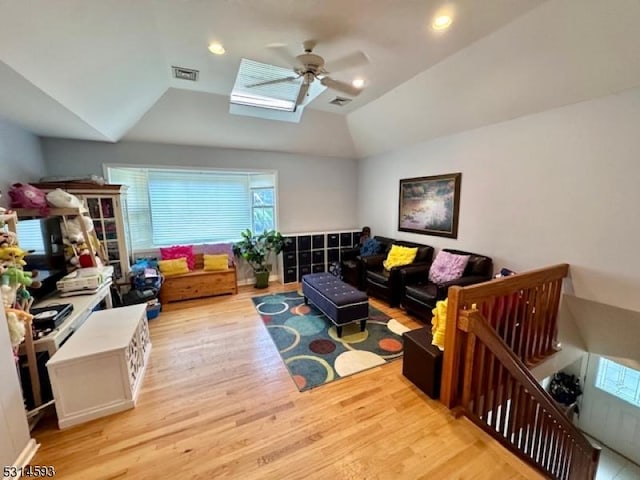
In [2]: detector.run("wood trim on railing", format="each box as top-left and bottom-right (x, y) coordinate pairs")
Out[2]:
(440, 263), (570, 409)
(454, 264), (569, 305)
(461, 310), (600, 480)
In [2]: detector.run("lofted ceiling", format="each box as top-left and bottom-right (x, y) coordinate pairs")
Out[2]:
(0, 0), (546, 157)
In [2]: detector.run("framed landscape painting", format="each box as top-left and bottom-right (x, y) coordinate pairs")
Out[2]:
(398, 173), (462, 238)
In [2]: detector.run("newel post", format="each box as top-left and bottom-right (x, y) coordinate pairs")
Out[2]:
(440, 285), (463, 409)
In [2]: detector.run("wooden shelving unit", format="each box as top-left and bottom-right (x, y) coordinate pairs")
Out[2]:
(14, 207), (107, 267)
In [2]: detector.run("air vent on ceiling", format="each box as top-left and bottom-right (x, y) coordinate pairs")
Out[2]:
(329, 96), (352, 106)
(172, 66), (199, 81)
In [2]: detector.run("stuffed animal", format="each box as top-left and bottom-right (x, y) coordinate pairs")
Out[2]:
(46, 188), (83, 208)
(0, 246), (28, 267)
(0, 230), (17, 248)
(60, 215), (94, 243)
(3, 265), (41, 288)
(1, 284), (17, 310)
(6, 310), (26, 349)
(431, 298), (448, 351)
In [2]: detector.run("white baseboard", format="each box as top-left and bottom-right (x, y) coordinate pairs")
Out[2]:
(3, 439), (40, 480)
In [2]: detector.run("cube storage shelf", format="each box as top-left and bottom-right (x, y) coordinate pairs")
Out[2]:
(280, 229), (362, 284)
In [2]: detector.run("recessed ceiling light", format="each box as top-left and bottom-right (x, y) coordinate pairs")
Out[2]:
(432, 15), (452, 31)
(208, 42), (226, 55)
(352, 78), (365, 89)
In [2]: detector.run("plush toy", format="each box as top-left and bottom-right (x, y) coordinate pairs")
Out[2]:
(0, 230), (17, 248)
(46, 188), (83, 208)
(1, 284), (17, 310)
(6, 310), (26, 349)
(431, 298), (448, 351)
(3, 265), (41, 288)
(74, 242), (102, 268)
(0, 246), (28, 267)
(60, 215), (94, 243)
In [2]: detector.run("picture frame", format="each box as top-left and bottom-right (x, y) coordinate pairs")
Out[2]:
(398, 172), (462, 238)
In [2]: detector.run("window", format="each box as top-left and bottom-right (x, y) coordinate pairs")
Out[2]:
(106, 166), (276, 251)
(595, 357), (640, 408)
(252, 188), (275, 234)
(15, 219), (46, 254)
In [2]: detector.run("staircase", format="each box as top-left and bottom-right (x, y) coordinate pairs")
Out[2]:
(439, 264), (601, 480)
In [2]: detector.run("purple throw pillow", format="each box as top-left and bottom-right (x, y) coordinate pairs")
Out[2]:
(428, 251), (470, 284)
(201, 243), (235, 266)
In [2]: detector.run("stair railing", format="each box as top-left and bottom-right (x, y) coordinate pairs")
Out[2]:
(456, 309), (600, 480)
(441, 263), (569, 408)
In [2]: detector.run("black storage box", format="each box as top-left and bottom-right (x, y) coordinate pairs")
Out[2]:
(402, 327), (443, 399)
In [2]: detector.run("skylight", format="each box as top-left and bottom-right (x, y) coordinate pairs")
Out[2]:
(230, 58), (327, 123)
(231, 59), (301, 112)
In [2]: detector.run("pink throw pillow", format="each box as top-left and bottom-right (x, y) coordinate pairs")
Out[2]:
(201, 243), (235, 266)
(428, 251), (470, 284)
(160, 245), (195, 270)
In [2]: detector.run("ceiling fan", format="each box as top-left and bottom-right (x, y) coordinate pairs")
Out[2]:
(247, 40), (369, 109)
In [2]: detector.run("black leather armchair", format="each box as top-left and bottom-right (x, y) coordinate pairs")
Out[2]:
(340, 236), (394, 290)
(364, 241), (434, 307)
(401, 248), (493, 321)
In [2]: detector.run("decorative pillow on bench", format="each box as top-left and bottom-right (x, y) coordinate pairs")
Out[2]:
(158, 257), (189, 277)
(160, 245), (195, 270)
(201, 243), (235, 266)
(203, 254), (229, 271)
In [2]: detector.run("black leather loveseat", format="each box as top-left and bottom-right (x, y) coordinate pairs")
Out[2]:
(364, 241), (434, 307)
(400, 248), (493, 321)
(340, 236), (394, 290)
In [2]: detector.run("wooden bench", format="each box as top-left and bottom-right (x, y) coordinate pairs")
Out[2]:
(159, 253), (238, 304)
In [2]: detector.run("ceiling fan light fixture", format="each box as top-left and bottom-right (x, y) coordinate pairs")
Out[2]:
(352, 78), (365, 89)
(432, 15), (452, 31)
(208, 42), (226, 55)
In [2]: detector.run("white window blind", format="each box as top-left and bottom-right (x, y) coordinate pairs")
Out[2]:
(106, 166), (275, 251)
(109, 167), (152, 250)
(148, 170), (251, 245)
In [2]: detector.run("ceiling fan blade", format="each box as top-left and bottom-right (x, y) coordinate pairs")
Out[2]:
(295, 82), (311, 109)
(320, 76), (363, 97)
(246, 76), (299, 88)
(325, 51), (369, 73)
(267, 44), (304, 69)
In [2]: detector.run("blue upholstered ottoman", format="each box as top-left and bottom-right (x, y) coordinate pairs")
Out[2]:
(301, 272), (369, 337)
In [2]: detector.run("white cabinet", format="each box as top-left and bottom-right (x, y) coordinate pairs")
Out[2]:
(33, 183), (130, 283)
(46, 304), (151, 429)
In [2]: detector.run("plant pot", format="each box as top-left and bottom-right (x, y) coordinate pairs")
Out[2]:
(254, 270), (270, 289)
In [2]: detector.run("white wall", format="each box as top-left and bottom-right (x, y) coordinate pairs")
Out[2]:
(348, 0), (640, 158)
(358, 87), (640, 315)
(0, 117), (47, 206)
(40, 139), (359, 234)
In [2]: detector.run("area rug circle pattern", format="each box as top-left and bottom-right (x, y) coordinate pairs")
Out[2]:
(253, 291), (410, 391)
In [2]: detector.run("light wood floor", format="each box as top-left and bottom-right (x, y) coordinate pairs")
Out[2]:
(32, 283), (544, 479)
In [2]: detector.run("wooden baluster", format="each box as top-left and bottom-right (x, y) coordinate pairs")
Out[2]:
(495, 361), (506, 436)
(461, 331), (476, 410)
(473, 342), (486, 417)
(515, 288), (529, 360)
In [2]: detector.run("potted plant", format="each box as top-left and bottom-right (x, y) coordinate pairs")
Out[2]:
(233, 229), (285, 288)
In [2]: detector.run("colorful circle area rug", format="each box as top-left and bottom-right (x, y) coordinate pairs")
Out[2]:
(252, 291), (411, 392)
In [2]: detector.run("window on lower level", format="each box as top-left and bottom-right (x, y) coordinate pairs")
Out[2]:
(595, 357), (640, 408)
(106, 166), (277, 251)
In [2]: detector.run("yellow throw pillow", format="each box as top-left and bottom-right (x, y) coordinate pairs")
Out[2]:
(383, 245), (418, 270)
(203, 254), (229, 271)
(158, 257), (189, 277)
